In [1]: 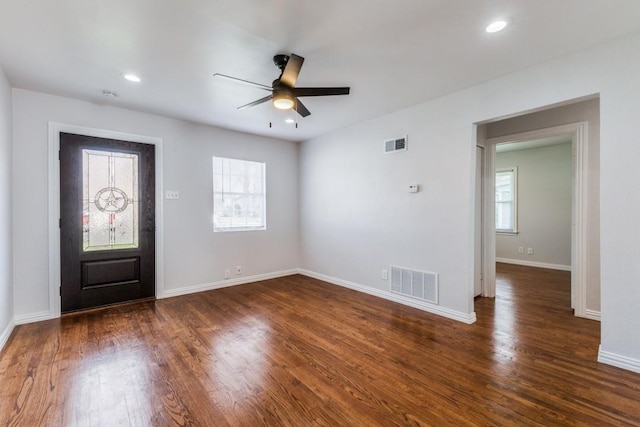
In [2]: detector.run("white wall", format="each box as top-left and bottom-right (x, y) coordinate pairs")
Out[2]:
(299, 107), (476, 317)
(12, 89), (299, 318)
(300, 32), (640, 370)
(495, 143), (572, 268)
(0, 66), (13, 349)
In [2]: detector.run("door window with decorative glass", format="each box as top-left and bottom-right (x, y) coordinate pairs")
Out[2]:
(83, 149), (139, 251)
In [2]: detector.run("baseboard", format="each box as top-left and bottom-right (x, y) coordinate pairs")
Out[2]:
(14, 310), (54, 325)
(160, 269), (299, 299)
(584, 309), (601, 321)
(298, 269), (476, 324)
(10, 268), (476, 326)
(11, 271), (299, 324)
(0, 318), (15, 353)
(598, 346), (640, 374)
(496, 257), (571, 271)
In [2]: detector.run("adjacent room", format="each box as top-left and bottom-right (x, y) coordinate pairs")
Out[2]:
(1, 1), (640, 425)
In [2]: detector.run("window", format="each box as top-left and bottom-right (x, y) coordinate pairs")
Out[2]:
(495, 167), (517, 233)
(213, 156), (266, 232)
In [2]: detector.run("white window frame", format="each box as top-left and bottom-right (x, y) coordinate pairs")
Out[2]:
(495, 167), (518, 234)
(213, 156), (266, 232)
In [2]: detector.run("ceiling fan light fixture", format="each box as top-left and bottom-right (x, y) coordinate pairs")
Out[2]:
(273, 93), (294, 110)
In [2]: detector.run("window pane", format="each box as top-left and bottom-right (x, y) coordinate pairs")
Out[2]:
(230, 174), (244, 193)
(495, 168), (516, 231)
(496, 172), (513, 202)
(248, 176), (263, 194)
(213, 157), (265, 231)
(496, 202), (513, 230)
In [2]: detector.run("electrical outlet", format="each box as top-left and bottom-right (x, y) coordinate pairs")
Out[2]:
(518, 247), (524, 254)
(236, 266), (242, 275)
(527, 248), (534, 255)
(381, 269), (388, 280)
(224, 269), (230, 279)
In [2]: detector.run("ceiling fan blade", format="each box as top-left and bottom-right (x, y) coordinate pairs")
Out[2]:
(295, 87), (350, 97)
(213, 73), (272, 91)
(294, 98), (311, 117)
(237, 95), (272, 110)
(280, 54), (304, 88)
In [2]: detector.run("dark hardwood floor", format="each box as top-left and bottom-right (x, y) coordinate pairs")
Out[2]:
(1, 264), (639, 426)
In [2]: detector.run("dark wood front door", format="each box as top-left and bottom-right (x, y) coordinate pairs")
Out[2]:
(60, 132), (156, 313)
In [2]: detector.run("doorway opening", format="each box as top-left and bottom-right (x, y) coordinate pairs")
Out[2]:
(493, 135), (573, 312)
(475, 120), (596, 320)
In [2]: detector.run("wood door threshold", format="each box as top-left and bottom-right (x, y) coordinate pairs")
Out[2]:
(61, 297), (156, 317)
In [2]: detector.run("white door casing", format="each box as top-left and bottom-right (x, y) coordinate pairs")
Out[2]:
(478, 122), (592, 320)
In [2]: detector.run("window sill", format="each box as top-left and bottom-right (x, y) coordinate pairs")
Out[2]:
(496, 230), (518, 236)
(214, 227), (266, 233)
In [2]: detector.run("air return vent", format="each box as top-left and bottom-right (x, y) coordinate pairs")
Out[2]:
(390, 266), (438, 304)
(384, 136), (408, 153)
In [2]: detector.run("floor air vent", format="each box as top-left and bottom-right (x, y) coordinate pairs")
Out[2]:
(384, 136), (407, 153)
(390, 266), (438, 304)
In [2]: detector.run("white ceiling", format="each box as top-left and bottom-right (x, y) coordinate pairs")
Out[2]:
(2, 1), (640, 142)
(496, 135), (572, 153)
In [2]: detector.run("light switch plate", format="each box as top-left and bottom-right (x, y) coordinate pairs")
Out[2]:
(166, 191), (179, 200)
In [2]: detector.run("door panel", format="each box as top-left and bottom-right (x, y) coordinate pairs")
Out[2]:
(60, 132), (155, 313)
(82, 258), (140, 288)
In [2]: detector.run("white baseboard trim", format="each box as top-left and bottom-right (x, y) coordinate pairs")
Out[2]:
(0, 318), (15, 352)
(496, 258), (571, 271)
(159, 269), (299, 299)
(598, 346), (640, 374)
(11, 268), (475, 326)
(15, 310), (54, 325)
(298, 269), (476, 324)
(584, 309), (601, 322)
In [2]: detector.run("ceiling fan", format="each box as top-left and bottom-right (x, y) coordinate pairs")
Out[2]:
(213, 53), (350, 118)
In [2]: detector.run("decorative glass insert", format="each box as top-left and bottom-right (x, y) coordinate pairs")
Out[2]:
(83, 149), (139, 251)
(213, 156), (266, 232)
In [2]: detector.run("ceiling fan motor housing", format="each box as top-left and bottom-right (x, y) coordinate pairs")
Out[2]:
(273, 54), (290, 71)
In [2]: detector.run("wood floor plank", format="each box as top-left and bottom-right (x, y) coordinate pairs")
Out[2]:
(2, 264), (640, 426)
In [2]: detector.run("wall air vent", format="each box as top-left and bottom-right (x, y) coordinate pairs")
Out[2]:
(384, 136), (408, 153)
(390, 266), (438, 304)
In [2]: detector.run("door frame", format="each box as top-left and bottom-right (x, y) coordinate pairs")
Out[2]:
(48, 122), (164, 318)
(474, 145), (484, 297)
(479, 121), (592, 319)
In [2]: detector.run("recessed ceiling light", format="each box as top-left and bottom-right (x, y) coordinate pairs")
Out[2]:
(486, 20), (507, 33)
(285, 118), (295, 124)
(123, 73), (141, 83)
